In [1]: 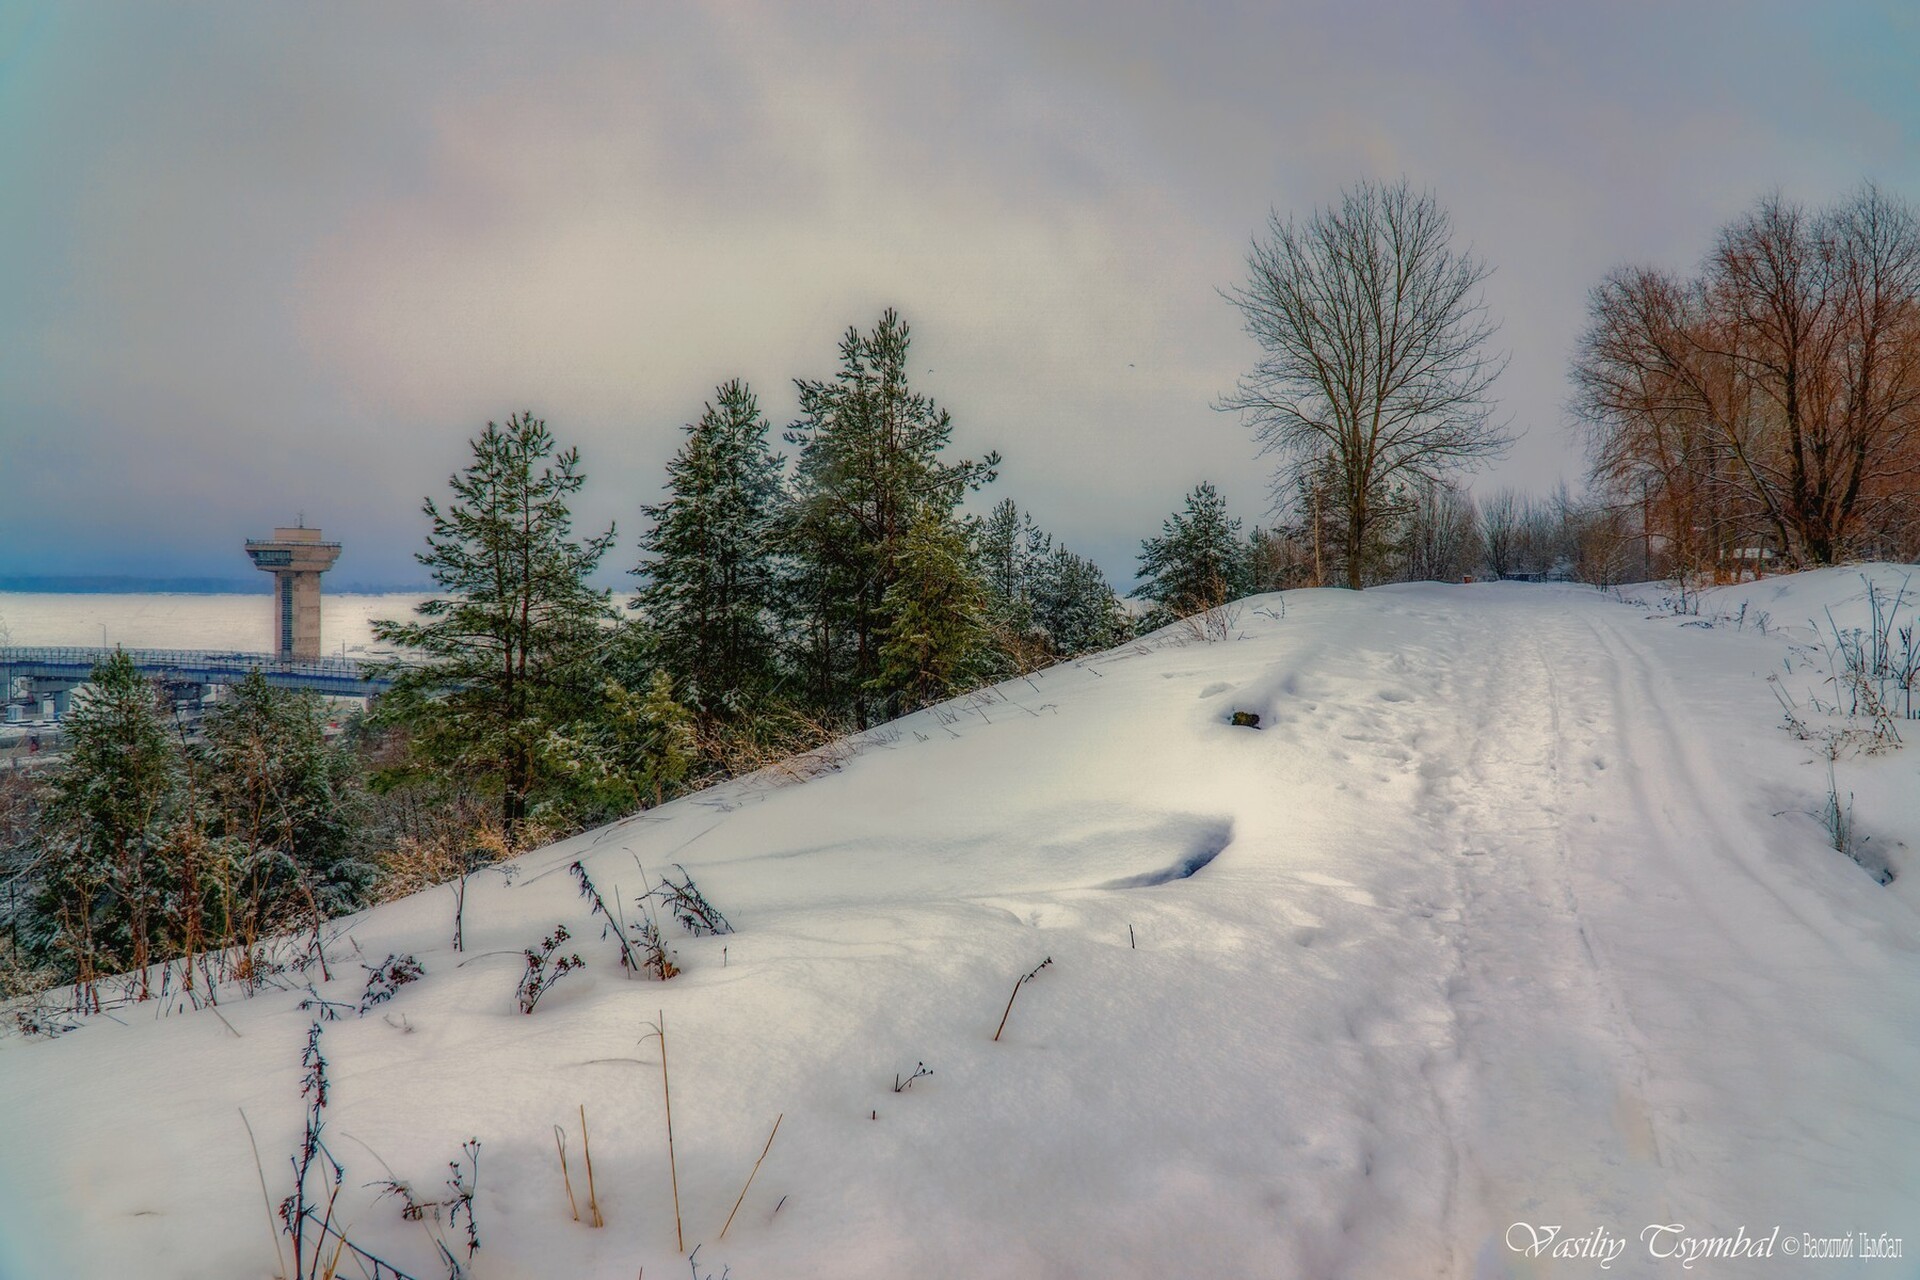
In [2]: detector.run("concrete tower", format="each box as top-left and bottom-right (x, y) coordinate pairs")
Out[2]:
(245, 526), (341, 661)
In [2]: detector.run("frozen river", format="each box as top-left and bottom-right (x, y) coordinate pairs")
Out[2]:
(0, 592), (435, 657)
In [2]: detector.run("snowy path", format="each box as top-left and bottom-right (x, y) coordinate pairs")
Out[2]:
(2, 582), (1917, 1279)
(1382, 594), (1920, 1276)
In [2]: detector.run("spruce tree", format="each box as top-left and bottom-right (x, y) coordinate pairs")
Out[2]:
(784, 310), (998, 724)
(1132, 482), (1250, 617)
(373, 413), (616, 838)
(633, 380), (783, 719)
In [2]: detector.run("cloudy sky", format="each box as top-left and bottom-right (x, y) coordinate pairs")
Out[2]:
(2, 1), (1915, 587)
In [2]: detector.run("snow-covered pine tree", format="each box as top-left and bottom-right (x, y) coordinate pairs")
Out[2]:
(633, 380), (783, 719)
(783, 310), (998, 725)
(545, 668), (697, 816)
(1132, 482), (1250, 620)
(34, 651), (183, 991)
(372, 413), (616, 838)
(974, 497), (1055, 672)
(1032, 547), (1131, 656)
(873, 507), (993, 711)
(976, 498), (1051, 634)
(197, 670), (375, 930)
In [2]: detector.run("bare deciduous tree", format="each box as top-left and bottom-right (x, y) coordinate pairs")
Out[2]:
(1575, 184), (1920, 571)
(1398, 481), (1481, 583)
(1479, 488), (1524, 578)
(1221, 178), (1510, 588)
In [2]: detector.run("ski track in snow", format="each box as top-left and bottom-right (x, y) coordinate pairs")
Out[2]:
(2, 578), (1917, 1279)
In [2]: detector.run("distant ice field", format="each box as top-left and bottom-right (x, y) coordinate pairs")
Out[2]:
(0, 592), (436, 656)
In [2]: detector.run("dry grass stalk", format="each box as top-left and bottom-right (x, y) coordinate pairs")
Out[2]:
(240, 1107), (289, 1279)
(658, 1010), (684, 1252)
(580, 1104), (604, 1228)
(718, 1113), (783, 1241)
(992, 956), (1054, 1042)
(554, 1124), (580, 1223)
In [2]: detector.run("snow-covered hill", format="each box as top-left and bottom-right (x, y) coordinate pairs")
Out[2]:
(3, 572), (1917, 1279)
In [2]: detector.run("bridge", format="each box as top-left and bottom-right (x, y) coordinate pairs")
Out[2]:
(2, 646), (394, 718)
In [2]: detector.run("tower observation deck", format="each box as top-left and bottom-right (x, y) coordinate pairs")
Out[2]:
(245, 526), (341, 661)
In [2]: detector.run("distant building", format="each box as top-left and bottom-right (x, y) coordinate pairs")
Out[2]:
(245, 525), (341, 660)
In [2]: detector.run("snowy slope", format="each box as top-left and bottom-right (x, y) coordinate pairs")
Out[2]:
(2, 577), (1917, 1279)
(1694, 562), (1918, 644)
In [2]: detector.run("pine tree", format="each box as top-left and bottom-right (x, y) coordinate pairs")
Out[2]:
(197, 671), (372, 935)
(1132, 482), (1250, 617)
(873, 508), (992, 710)
(976, 498), (1051, 637)
(633, 380), (783, 719)
(1245, 525), (1315, 592)
(373, 413), (616, 838)
(972, 498), (1057, 674)
(36, 651), (183, 990)
(783, 310), (998, 724)
(1032, 547), (1132, 656)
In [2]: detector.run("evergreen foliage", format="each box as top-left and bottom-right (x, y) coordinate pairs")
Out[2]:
(873, 508), (994, 710)
(0, 307), (1198, 1000)
(198, 671), (374, 930)
(372, 413), (617, 836)
(1292, 454), (1406, 588)
(783, 310), (999, 724)
(1245, 525), (1314, 592)
(633, 381), (783, 719)
(34, 652), (183, 986)
(1132, 482), (1250, 618)
(1031, 548), (1132, 655)
(544, 669), (698, 816)
(976, 498), (1052, 640)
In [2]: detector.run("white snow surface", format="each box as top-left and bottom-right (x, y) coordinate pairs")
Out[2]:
(3, 572), (1918, 1278)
